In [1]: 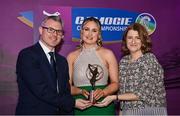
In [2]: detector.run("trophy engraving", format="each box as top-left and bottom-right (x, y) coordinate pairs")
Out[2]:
(86, 64), (104, 103)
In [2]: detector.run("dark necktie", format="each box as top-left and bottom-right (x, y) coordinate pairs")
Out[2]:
(49, 52), (59, 93)
(49, 52), (56, 74)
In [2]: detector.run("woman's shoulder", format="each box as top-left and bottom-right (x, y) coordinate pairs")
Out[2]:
(98, 47), (115, 56)
(97, 47), (117, 64)
(67, 49), (81, 61)
(142, 52), (162, 68)
(143, 53), (164, 75)
(120, 55), (129, 62)
(144, 52), (156, 58)
(143, 52), (158, 62)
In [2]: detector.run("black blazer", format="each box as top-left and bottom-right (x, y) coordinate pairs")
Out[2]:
(15, 42), (75, 115)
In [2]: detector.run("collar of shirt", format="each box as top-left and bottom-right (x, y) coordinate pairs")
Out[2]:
(39, 40), (55, 63)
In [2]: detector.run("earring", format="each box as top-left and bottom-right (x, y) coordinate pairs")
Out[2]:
(97, 38), (102, 47)
(80, 39), (84, 47)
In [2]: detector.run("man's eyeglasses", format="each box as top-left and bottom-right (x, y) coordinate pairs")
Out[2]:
(42, 26), (64, 36)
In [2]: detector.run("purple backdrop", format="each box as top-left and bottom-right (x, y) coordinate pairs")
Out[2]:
(0, 0), (180, 114)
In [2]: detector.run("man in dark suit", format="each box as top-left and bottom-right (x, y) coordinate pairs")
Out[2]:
(16, 15), (90, 115)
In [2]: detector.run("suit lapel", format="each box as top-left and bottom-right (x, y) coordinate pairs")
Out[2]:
(34, 43), (57, 91)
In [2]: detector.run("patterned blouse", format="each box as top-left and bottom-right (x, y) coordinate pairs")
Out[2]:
(119, 53), (166, 110)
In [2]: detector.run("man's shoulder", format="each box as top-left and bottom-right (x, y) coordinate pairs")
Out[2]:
(18, 43), (41, 58)
(56, 53), (67, 63)
(56, 53), (65, 59)
(20, 43), (37, 51)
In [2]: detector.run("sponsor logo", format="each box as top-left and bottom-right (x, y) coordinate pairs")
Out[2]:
(136, 13), (156, 35)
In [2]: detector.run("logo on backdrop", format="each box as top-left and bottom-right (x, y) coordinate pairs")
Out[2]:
(17, 11), (33, 28)
(135, 13), (156, 35)
(72, 8), (156, 43)
(72, 8), (139, 43)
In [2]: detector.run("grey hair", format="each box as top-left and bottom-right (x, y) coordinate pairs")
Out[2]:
(41, 16), (64, 27)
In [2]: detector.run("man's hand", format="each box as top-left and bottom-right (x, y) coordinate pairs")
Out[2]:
(75, 99), (92, 110)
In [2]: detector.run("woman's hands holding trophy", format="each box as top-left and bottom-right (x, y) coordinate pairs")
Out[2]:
(93, 88), (105, 101)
